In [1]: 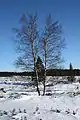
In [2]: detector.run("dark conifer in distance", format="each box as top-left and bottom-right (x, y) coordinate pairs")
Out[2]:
(70, 63), (73, 70)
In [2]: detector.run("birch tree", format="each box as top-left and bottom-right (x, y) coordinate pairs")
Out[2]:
(13, 14), (65, 96)
(41, 15), (65, 95)
(13, 14), (40, 95)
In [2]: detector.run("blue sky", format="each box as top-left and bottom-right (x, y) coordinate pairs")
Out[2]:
(0, 0), (80, 71)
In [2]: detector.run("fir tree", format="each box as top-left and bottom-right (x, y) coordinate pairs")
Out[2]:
(70, 63), (73, 70)
(68, 63), (75, 82)
(35, 56), (45, 82)
(36, 56), (44, 72)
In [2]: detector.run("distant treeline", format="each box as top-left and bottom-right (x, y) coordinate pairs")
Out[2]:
(0, 69), (80, 77)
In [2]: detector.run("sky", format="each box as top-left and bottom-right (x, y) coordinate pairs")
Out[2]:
(0, 0), (80, 71)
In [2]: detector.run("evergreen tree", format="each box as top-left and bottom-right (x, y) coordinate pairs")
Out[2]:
(36, 56), (44, 72)
(67, 63), (75, 82)
(70, 63), (73, 70)
(36, 56), (45, 82)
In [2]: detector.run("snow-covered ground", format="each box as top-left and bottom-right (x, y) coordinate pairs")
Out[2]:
(0, 76), (80, 120)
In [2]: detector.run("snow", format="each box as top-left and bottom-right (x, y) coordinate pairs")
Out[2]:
(0, 76), (80, 119)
